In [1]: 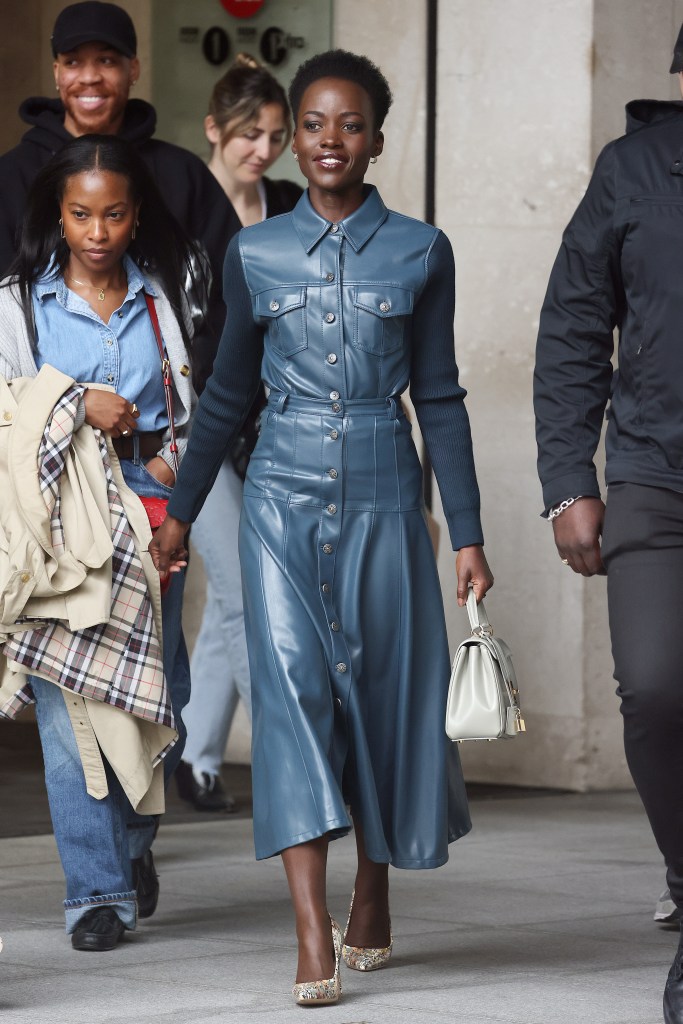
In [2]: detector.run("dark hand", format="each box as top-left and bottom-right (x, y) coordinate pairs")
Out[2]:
(552, 497), (605, 576)
(456, 545), (494, 605)
(148, 514), (189, 575)
(83, 390), (140, 437)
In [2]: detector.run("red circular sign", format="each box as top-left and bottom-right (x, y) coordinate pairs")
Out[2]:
(220, 0), (264, 17)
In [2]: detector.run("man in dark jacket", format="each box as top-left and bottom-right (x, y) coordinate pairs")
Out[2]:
(0, 1), (239, 379)
(534, 25), (683, 1024)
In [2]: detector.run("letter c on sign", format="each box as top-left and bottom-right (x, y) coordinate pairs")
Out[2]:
(261, 27), (287, 66)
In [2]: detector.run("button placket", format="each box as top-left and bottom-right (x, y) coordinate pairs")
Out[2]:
(101, 323), (118, 385)
(316, 231), (352, 714)
(317, 402), (353, 715)
(320, 232), (344, 398)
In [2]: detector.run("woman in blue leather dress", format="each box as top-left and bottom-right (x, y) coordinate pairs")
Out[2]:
(151, 49), (493, 1006)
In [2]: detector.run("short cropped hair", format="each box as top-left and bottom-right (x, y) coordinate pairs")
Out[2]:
(288, 49), (393, 130)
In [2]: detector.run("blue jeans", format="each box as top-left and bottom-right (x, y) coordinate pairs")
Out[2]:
(31, 457), (190, 932)
(184, 458), (252, 777)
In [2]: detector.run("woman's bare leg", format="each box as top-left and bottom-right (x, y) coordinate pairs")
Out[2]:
(281, 835), (335, 983)
(344, 815), (391, 947)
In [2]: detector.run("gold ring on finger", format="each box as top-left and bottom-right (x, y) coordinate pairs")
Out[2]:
(131, 403), (139, 415)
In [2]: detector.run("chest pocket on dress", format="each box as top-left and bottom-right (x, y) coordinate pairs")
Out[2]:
(254, 286), (308, 357)
(352, 286), (413, 356)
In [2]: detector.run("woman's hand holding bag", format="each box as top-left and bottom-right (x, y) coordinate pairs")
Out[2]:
(446, 587), (525, 742)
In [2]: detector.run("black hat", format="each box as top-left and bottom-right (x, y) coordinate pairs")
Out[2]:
(51, 2), (137, 58)
(671, 23), (683, 73)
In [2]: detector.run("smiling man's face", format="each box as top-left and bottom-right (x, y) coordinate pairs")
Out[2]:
(54, 41), (139, 136)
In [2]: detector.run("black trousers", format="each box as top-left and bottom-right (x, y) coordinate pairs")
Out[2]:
(603, 482), (683, 906)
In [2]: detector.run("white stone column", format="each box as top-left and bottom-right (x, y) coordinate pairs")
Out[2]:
(437, 0), (682, 790)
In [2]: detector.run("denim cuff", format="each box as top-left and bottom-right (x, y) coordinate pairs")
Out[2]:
(64, 891), (137, 933)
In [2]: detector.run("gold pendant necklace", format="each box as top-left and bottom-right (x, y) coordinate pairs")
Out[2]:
(65, 271), (108, 301)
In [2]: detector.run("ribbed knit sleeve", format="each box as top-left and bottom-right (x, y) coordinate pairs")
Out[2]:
(167, 236), (263, 523)
(410, 230), (483, 550)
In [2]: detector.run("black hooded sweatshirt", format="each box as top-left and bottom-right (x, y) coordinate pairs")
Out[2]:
(0, 97), (241, 382)
(534, 99), (683, 511)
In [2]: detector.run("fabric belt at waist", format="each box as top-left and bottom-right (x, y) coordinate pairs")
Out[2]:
(268, 392), (403, 419)
(112, 430), (164, 460)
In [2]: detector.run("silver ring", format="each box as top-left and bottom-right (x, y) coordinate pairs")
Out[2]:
(121, 429), (130, 436)
(131, 403), (139, 415)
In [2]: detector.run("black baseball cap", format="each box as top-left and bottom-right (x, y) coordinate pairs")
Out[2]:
(671, 22), (683, 73)
(51, 2), (137, 58)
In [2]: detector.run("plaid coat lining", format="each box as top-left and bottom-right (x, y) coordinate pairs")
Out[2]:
(2, 386), (173, 730)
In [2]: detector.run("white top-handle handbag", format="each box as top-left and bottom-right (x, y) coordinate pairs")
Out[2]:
(445, 588), (525, 742)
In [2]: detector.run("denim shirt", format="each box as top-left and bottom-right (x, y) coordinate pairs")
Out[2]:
(33, 254), (167, 433)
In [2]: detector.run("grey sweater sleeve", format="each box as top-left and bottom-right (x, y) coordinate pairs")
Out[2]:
(0, 281), (35, 379)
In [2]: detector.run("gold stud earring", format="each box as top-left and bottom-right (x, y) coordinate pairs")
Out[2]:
(59, 218), (65, 238)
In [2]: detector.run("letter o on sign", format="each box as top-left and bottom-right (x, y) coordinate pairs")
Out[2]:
(220, 0), (265, 17)
(203, 26), (230, 66)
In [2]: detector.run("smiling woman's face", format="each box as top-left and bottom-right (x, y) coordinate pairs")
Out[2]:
(292, 76), (383, 215)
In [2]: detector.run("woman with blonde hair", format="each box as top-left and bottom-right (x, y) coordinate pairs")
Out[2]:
(204, 53), (302, 227)
(175, 54), (302, 812)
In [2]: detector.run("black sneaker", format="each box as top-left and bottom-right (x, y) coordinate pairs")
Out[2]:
(174, 760), (236, 812)
(131, 849), (159, 919)
(71, 907), (125, 951)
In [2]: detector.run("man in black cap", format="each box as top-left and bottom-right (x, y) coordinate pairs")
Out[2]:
(0, 1), (239, 379)
(534, 23), (683, 1024)
(0, 1), (239, 953)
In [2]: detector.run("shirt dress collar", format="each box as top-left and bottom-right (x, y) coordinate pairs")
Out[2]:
(292, 185), (389, 255)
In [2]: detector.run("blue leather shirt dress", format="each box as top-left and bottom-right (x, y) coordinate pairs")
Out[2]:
(169, 187), (483, 866)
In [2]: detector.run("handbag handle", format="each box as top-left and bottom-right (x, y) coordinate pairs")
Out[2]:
(144, 293), (179, 476)
(465, 586), (493, 637)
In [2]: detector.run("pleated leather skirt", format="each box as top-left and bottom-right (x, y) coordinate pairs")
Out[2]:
(239, 392), (471, 866)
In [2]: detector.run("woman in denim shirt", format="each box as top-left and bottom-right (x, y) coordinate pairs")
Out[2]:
(0, 134), (204, 951)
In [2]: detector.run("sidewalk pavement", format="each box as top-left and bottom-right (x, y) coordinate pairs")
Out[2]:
(0, 790), (677, 1024)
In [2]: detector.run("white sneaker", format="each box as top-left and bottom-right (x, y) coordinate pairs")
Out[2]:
(655, 888), (681, 925)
